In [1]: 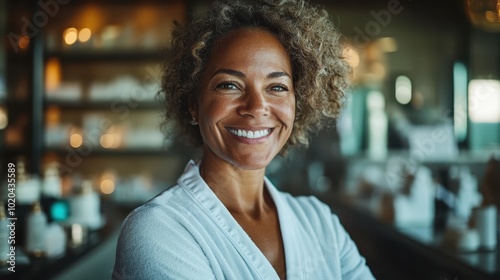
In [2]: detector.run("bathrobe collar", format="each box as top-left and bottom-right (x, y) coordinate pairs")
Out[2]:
(177, 160), (306, 279)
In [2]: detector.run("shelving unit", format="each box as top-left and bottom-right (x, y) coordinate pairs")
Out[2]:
(2, 0), (195, 216)
(44, 100), (163, 110)
(2, 0), (210, 182)
(0, 2), (5, 183)
(45, 50), (166, 62)
(45, 147), (170, 157)
(1, 0), (213, 184)
(33, 1), (190, 192)
(2, 2), (193, 278)
(2, 2), (37, 177)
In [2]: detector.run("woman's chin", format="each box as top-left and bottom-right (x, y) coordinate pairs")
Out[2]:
(202, 144), (280, 171)
(233, 162), (269, 171)
(227, 156), (273, 171)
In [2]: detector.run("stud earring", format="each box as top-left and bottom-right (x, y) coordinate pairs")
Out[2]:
(189, 117), (198, 125)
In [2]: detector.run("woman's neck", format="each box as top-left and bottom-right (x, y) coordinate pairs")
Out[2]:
(199, 151), (272, 219)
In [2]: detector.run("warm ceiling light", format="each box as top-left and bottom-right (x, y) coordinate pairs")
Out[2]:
(343, 46), (360, 68)
(100, 134), (114, 148)
(469, 79), (500, 123)
(78, 28), (92, 43)
(69, 131), (83, 148)
(378, 37), (398, 53)
(18, 36), (30, 49)
(465, 0), (500, 32)
(45, 106), (61, 126)
(395, 76), (412, 105)
(45, 58), (61, 93)
(0, 107), (7, 130)
(100, 179), (115, 194)
(63, 27), (78, 45)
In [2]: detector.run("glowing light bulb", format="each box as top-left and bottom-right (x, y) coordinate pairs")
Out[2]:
(0, 107), (7, 130)
(64, 27), (78, 45)
(395, 76), (412, 105)
(18, 36), (30, 49)
(70, 132), (83, 148)
(78, 28), (92, 43)
(344, 47), (360, 68)
(45, 58), (61, 93)
(100, 179), (115, 194)
(100, 133), (114, 148)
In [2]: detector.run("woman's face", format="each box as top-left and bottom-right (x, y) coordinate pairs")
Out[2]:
(195, 28), (295, 170)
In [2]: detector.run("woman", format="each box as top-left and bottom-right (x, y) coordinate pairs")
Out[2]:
(113, 0), (374, 279)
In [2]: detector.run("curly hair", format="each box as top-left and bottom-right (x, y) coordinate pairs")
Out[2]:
(160, 0), (351, 153)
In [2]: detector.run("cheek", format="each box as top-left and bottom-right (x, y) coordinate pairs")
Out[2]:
(199, 98), (231, 131)
(277, 97), (296, 126)
(201, 96), (233, 115)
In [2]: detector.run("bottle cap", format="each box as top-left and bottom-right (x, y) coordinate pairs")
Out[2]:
(44, 162), (60, 178)
(81, 180), (94, 194)
(32, 201), (42, 213)
(17, 159), (29, 181)
(0, 202), (6, 219)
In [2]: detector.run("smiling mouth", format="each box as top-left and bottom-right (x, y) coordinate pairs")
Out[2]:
(227, 128), (272, 139)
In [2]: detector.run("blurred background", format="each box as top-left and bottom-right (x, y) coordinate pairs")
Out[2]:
(0, 0), (499, 279)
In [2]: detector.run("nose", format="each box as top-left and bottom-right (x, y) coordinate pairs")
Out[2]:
(238, 89), (269, 117)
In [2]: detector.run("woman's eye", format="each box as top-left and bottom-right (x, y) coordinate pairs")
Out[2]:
(216, 82), (239, 90)
(269, 85), (288, 92)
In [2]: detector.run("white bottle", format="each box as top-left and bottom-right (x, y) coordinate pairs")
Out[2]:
(394, 166), (435, 227)
(16, 161), (41, 205)
(45, 223), (67, 258)
(42, 163), (62, 198)
(0, 203), (9, 262)
(26, 202), (48, 257)
(455, 166), (482, 222)
(69, 180), (101, 229)
(474, 204), (497, 250)
(367, 90), (388, 161)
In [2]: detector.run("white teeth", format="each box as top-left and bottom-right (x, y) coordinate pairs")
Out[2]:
(229, 128), (271, 139)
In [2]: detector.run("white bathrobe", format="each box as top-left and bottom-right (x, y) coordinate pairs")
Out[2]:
(112, 160), (375, 279)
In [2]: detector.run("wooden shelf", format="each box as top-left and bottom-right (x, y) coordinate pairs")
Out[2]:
(44, 49), (167, 62)
(44, 100), (163, 110)
(45, 147), (170, 156)
(2, 99), (31, 106)
(2, 147), (32, 155)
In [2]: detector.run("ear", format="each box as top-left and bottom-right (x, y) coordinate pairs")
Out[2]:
(188, 95), (198, 120)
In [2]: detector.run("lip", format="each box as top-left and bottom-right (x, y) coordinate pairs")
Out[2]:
(225, 126), (274, 144)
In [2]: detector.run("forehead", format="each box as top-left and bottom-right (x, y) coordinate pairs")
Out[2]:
(216, 27), (284, 49)
(205, 28), (292, 73)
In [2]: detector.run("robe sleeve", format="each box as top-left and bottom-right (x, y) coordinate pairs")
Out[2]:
(112, 204), (216, 280)
(331, 214), (376, 280)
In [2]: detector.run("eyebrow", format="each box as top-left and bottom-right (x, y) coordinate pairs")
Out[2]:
(212, 69), (245, 78)
(267, 71), (291, 79)
(212, 69), (291, 79)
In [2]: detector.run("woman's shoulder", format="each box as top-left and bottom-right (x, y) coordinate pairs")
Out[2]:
(113, 183), (218, 279)
(119, 184), (193, 232)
